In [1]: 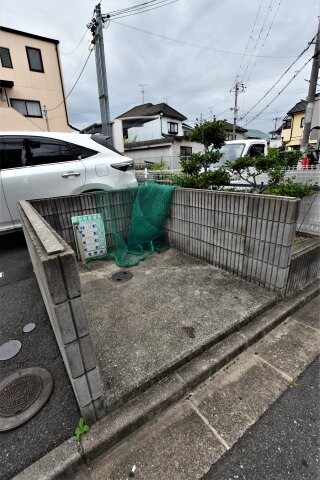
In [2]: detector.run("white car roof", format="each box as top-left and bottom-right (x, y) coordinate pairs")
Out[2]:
(225, 139), (267, 145)
(0, 131), (97, 148)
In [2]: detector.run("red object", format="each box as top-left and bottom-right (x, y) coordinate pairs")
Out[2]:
(302, 156), (310, 169)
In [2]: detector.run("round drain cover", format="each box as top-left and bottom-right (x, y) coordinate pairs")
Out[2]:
(0, 340), (22, 361)
(0, 367), (54, 431)
(23, 323), (36, 333)
(112, 270), (133, 282)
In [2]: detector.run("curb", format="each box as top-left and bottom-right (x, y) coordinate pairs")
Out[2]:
(13, 281), (319, 479)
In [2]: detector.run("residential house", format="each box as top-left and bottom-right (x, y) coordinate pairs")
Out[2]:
(111, 102), (202, 168)
(223, 121), (247, 141)
(281, 95), (319, 149)
(0, 26), (76, 132)
(82, 103), (248, 168)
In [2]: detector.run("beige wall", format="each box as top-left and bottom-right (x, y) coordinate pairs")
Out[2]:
(282, 110), (318, 149)
(0, 29), (75, 132)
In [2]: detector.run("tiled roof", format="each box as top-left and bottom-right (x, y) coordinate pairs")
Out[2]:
(245, 129), (270, 140)
(287, 100), (307, 114)
(222, 121), (247, 133)
(116, 103), (187, 121)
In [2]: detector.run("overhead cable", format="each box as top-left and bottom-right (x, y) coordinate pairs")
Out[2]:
(61, 30), (89, 56)
(240, 0), (277, 82)
(112, 20), (298, 59)
(104, 0), (178, 20)
(240, 34), (316, 121)
(243, 52), (316, 126)
(235, 0), (264, 82)
(47, 48), (93, 112)
(244, 0), (283, 83)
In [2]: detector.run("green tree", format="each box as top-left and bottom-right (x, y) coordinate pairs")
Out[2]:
(226, 148), (304, 193)
(173, 120), (229, 189)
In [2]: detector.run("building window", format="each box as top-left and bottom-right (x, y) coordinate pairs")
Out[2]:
(168, 121), (178, 134)
(10, 99), (42, 117)
(180, 146), (192, 157)
(0, 47), (13, 68)
(282, 117), (292, 129)
(26, 47), (44, 72)
(300, 117), (305, 128)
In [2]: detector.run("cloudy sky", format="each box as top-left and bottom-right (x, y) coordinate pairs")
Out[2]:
(1, 0), (319, 133)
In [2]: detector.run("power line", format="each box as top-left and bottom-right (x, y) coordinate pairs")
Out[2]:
(103, 0), (179, 20)
(235, 0), (263, 82)
(112, 20), (298, 59)
(240, 34), (316, 121)
(47, 48), (93, 113)
(245, 0), (283, 83)
(240, 0), (277, 82)
(243, 52), (315, 126)
(106, 0), (171, 16)
(60, 30), (89, 56)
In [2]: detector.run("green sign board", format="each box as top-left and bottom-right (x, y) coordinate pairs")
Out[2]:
(71, 214), (106, 263)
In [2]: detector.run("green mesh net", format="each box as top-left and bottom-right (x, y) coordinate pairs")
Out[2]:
(90, 183), (175, 268)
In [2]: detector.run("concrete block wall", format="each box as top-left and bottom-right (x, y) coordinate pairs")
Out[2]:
(31, 189), (138, 254)
(18, 201), (106, 424)
(165, 189), (300, 295)
(297, 193), (320, 234)
(286, 241), (320, 295)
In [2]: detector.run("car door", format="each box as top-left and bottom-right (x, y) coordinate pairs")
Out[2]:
(0, 141), (15, 233)
(1, 135), (85, 227)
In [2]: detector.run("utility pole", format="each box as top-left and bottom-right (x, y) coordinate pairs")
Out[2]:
(231, 81), (245, 139)
(43, 105), (50, 131)
(89, 3), (113, 143)
(272, 116), (282, 137)
(301, 18), (320, 150)
(139, 84), (147, 104)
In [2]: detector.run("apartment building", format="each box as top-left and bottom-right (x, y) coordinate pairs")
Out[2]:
(0, 26), (76, 132)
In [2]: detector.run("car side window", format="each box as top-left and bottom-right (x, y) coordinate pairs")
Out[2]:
(0, 138), (26, 169)
(28, 139), (76, 166)
(248, 144), (265, 157)
(67, 142), (97, 159)
(0, 137), (79, 169)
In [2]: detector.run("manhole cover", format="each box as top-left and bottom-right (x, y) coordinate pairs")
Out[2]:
(0, 340), (22, 361)
(0, 367), (54, 431)
(23, 323), (36, 333)
(0, 375), (42, 417)
(112, 270), (133, 282)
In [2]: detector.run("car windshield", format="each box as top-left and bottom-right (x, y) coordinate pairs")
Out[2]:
(212, 143), (246, 167)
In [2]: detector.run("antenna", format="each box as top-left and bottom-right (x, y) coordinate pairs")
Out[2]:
(139, 83), (147, 104)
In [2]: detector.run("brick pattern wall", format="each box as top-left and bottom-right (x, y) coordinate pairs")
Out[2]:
(166, 189), (300, 295)
(31, 190), (137, 254)
(286, 243), (320, 295)
(18, 202), (105, 424)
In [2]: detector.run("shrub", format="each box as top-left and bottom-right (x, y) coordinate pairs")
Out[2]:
(147, 162), (167, 170)
(171, 168), (230, 189)
(264, 181), (315, 198)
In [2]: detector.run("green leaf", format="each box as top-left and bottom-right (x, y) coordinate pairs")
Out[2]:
(74, 417), (90, 440)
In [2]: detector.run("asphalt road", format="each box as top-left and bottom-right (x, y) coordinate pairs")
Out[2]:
(0, 231), (79, 480)
(202, 355), (320, 480)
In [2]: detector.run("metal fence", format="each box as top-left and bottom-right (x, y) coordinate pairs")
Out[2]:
(133, 156), (184, 170)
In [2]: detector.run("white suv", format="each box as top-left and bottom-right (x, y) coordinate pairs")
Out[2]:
(0, 132), (137, 234)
